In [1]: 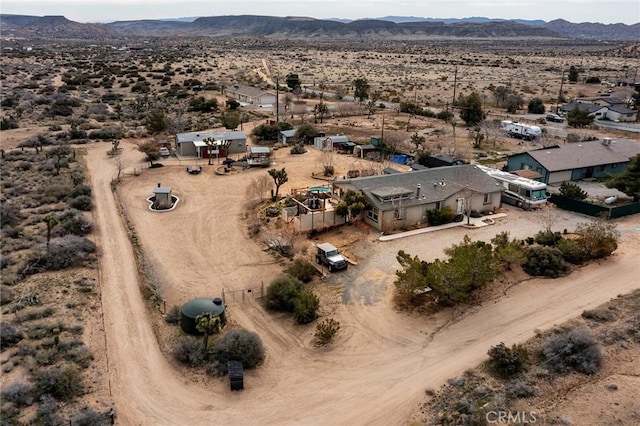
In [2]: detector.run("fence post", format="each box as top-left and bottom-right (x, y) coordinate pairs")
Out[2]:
(222, 288), (225, 304)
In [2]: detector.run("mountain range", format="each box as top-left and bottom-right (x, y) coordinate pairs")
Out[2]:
(1, 14), (638, 41)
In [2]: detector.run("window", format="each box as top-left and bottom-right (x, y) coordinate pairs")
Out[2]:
(367, 209), (379, 223)
(394, 209), (405, 220)
(483, 193), (492, 204)
(435, 201), (444, 210)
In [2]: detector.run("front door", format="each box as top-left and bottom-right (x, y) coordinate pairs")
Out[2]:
(456, 198), (465, 214)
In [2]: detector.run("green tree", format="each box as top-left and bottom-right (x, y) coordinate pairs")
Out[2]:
(286, 73), (301, 91)
(443, 236), (496, 289)
(487, 343), (529, 379)
(410, 132), (426, 151)
(253, 122), (293, 144)
(605, 154), (640, 201)
(394, 250), (430, 304)
(268, 168), (288, 200)
(353, 78), (370, 103)
(335, 189), (370, 223)
(574, 220), (619, 260)
(559, 182), (588, 200)
(567, 105), (594, 127)
(568, 65), (579, 83)
(225, 99), (240, 110)
(136, 140), (161, 166)
(221, 111), (240, 129)
(491, 231), (526, 270)
(145, 109), (167, 134)
(293, 290), (319, 324)
(527, 98), (545, 114)
(265, 276), (303, 312)
(313, 101), (329, 123)
(195, 312), (221, 351)
(188, 96), (218, 113)
(458, 92), (485, 125)
(293, 123), (317, 144)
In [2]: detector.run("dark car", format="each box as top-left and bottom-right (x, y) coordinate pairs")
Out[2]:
(546, 113), (564, 123)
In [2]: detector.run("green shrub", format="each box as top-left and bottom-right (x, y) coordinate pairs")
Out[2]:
(285, 259), (318, 283)
(523, 246), (569, 277)
(534, 230), (562, 247)
(314, 318), (341, 346)
(31, 364), (84, 400)
(87, 126), (124, 140)
(574, 221), (619, 260)
(541, 328), (603, 375)
(204, 360), (228, 377)
(557, 238), (587, 264)
(487, 342), (528, 379)
(265, 276), (304, 312)
(293, 290), (319, 324)
(559, 182), (588, 200)
(70, 195), (92, 211)
(209, 329), (265, 369)
(426, 206), (454, 226)
(172, 336), (204, 366)
(165, 305), (181, 324)
(54, 210), (93, 237)
(290, 144), (307, 154)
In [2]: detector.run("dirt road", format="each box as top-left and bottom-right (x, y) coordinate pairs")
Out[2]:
(87, 142), (640, 425)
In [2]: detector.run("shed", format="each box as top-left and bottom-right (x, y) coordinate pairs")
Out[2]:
(353, 144), (378, 159)
(227, 360), (244, 391)
(180, 297), (227, 335)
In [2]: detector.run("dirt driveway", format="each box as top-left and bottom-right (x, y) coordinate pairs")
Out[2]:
(87, 141), (640, 425)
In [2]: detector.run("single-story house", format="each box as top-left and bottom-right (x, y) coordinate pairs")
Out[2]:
(560, 101), (637, 122)
(332, 165), (503, 233)
(224, 84), (276, 106)
(506, 139), (640, 184)
(279, 129), (297, 145)
(176, 131), (247, 158)
(424, 154), (465, 168)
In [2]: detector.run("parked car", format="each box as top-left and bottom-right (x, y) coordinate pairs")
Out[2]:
(545, 113), (564, 123)
(159, 147), (171, 157)
(315, 243), (348, 272)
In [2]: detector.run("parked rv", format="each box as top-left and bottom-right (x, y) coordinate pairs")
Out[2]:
(501, 120), (542, 141)
(477, 165), (548, 209)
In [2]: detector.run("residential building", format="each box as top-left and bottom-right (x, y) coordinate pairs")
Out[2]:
(224, 84), (276, 106)
(175, 131), (247, 158)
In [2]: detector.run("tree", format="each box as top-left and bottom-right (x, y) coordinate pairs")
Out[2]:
(313, 101), (329, 123)
(265, 276), (303, 312)
(188, 96), (218, 113)
(394, 250), (429, 304)
(491, 231), (526, 270)
(47, 144), (71, 175)
(42, 214), (59, 254)
(268, 168), (288, 200)
(559, 182), (588, 200)
(136, 140), (161, 166)
(443, 235), (496, 289)
(293, 123), (317, 145)
(286, 73), (301, 91)
(253, 122), (293, 144)
(195, 312), (221, 351)
(568, 65), (579, 83)
(574, 220), (619, 260)
(221, 111), (239, 130)
(145, 109), (167, 134)
(458, 92), (484, 126)
(225, 99), (240, 110)
(605, 154), (640, 201)
(335, 190), (370, 223)
(567, 105), (594, 127)
(353, 78), (370, 103)
(410, 132), (426, 151)
(527, 98), (545, 114)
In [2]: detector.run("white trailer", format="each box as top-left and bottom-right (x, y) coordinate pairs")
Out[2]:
(501, 120), (542, 141)
(477, 165), (548, 209)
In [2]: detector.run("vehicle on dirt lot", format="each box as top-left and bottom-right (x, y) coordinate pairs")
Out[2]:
(159, 147), (171, 157)
(546, 113), (565, 123)
(315, 243), (348, 272)
(501, 120), (542, 141)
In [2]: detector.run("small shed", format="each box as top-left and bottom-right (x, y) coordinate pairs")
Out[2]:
(152, 184), (173, 210)
(227, 361), (244, 391)
(180, 297), (227, 335)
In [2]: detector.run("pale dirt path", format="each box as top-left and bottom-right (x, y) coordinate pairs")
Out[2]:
(87, 141), (640, 426)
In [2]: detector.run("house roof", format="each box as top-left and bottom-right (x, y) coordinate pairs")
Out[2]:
(280, 129), (297, 137)
(333, 165), (502, 212)
(515, 140), (640, 172)
(153, 187), (171, 194)
(250, 146), (271, 154)
(559, 101), (605, 114)
(325, 135), (350, 144)
(225, 83), (275, 99)
(607, 104), (636, 115)
(576, 96), (625, 106)
(176, 131), (247, 144)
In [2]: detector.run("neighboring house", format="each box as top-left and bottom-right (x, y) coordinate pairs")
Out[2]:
(279, 129), (297, 145)
(332, 165), (503, 233)
(313, 134), (351, 150)
(506, 139), (640, 184)
(560, 100), (637, 122)
(176, 131), (247, 158)
(424, 154), (465, 168)
(224, 84), (276, 106)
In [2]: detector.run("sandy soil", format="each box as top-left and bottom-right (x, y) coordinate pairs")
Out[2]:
(86, 140), (640, 426)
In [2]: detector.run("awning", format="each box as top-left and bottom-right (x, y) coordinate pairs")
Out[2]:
(193, 141), (208, 147)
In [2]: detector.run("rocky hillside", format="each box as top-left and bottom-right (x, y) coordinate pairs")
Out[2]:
(2, 14), (118, 39)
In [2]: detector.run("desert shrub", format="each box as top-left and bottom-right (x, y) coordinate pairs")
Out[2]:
(285, 259), (318, 283)
(487, 342), (528, 379)
(204, 360), (228, 377)
(54, 210), (92, 237)
(559, 182), (588, 200)
(541, 328), (603, 375)
(71, 184), (91, 198)
(290, 144), (307, 154)
(293, 290), (319, 324)
(1, 381), (34, 407)
(34, 394), (63, 426)
(70, 407), (110, 426)
(556, 238), (588, 264)
(574, 221), (619, 260)
(0, 285), (14, 304)
(87, 126), (124, 140)
(1, 401), (20, 424)
(507, 379), (537, 398)
(209, 329), (265, 369)
(63, 345), (93, 368)
(44, 184), (74, 202)
(0, 322), (24, 347)
(31, 364), (84, 400)
(523, 246), (568, 277)
(426, 206), (454, 226)
(172, 336), (204, 366)
(31, 235), (96, 272)
(314, 318), (341, 346)
(70, 195), (92, 211)
(265, 276), (304, 312)
(534, 230), (562, 247)
(165, 305), (181, 324)
(582, 308), (616, 322)
(1, 202), (24, 228)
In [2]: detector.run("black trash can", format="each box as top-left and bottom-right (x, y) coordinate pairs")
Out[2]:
(228, 360), (244, 391)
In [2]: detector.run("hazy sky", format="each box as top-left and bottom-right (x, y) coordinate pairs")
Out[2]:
(2, 0), (639, 25)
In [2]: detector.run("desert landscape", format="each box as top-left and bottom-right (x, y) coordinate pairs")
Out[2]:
(1, 21), (640, 426)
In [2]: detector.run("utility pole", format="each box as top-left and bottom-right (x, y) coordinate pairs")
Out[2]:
(275, 75), (279, 123)
(451, 66), (458, 111)
(556, 68), (565, 114)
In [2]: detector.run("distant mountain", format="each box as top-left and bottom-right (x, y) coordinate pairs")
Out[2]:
(1, 13), (638, 41)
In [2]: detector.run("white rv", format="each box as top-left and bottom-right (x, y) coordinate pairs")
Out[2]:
(477, 165), (548, 209)
(501, 120), (542, 141)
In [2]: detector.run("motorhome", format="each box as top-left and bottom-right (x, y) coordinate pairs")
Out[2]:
(501, 120), (542, 141)
(477, 165), (548, 209)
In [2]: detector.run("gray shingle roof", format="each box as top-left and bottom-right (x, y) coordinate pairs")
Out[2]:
(333, 165), (502, 211)
(524, 140), (640, 172)
(176, 131), (246, 143)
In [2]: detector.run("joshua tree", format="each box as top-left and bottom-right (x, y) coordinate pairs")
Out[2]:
(195, 312), (221, 351)
(268, 168), (289, 200)
(43, 214), (59, 253)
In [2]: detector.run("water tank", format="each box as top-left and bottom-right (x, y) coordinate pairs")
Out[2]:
(180, 297), (226, 335)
